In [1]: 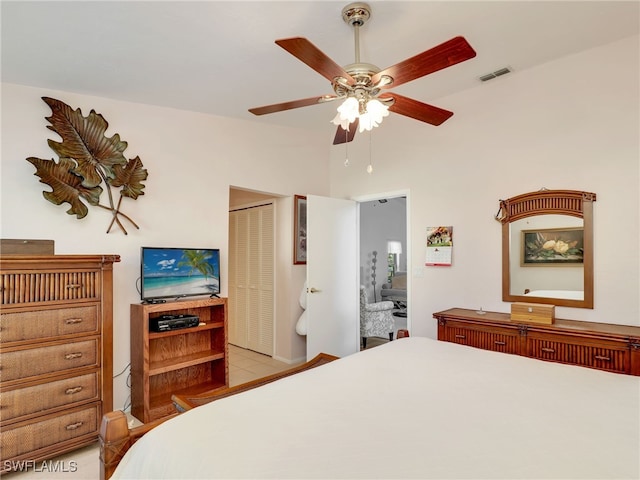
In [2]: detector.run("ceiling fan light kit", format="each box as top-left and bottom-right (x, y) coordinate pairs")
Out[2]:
(249, 2), (477, 144)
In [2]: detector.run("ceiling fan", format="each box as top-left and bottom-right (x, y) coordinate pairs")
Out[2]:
(249, 2), (477, 145)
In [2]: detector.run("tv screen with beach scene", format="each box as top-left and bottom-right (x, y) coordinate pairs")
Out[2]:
(140, 247), (220, 302)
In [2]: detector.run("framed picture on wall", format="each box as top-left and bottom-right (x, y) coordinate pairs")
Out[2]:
(521, 227), (584, 266)
(294, 195), (307, 265)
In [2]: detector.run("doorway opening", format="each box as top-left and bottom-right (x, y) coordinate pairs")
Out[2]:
(358, 194), (409, 350)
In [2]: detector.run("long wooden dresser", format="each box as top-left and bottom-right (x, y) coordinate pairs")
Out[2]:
(434, 308), (640, 376)
(0, 254), (120, 473)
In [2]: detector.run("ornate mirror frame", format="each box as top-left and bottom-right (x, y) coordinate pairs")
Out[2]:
(497, 190), (596, 309)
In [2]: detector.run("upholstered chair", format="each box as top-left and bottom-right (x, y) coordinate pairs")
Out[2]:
(360, 286), (395, 349)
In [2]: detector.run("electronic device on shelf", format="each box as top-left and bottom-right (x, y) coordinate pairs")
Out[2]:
(149, 314), (201, 332)
(140, 247), (221, 304)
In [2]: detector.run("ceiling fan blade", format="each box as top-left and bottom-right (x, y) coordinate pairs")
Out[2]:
(276, 37), (355, 85)
(333, 118), (359, 145)
(372, 36), (476, 89)
(382, 93), (453, 126)
(249, 95), (337, 116)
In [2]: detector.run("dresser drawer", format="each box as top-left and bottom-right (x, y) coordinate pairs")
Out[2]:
(0, 269), (101, 306)
(0, 338), (99, 383)
(527, 335), (629, 374)
(0, 372), (99, 424)
(0, 305), (99, 345)
(439, 320), (520, 354)
(0, 403), (99, 460)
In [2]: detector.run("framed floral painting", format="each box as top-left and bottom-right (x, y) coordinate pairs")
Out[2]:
(521, 227), (583, 266)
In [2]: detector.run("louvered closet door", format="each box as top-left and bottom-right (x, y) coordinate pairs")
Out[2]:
(246, 205), (274, 355)
(228, 204), (274, 356)
(228, 210), (249, 348)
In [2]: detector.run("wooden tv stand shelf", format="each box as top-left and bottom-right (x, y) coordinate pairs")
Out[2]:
(433, 308), (640, 376)
(130, 298), (228, 423)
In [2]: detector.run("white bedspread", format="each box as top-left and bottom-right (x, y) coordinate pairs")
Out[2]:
(113, 337), (640, 479)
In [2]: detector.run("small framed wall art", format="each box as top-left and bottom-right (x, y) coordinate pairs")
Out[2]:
(293, 195), (307, 265)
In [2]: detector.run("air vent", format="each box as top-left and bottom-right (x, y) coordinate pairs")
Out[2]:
(479, 67), (512, 82)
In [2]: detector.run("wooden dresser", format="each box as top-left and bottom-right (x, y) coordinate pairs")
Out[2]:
(0, 254), (119, 473)
(434, 308), (640, 376)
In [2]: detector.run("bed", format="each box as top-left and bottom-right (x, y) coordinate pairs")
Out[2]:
(524, 289), (584, 301)
(104, 337), (639, 479)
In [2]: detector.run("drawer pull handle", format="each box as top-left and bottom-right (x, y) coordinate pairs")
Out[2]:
(455, 335), (466, 339)
(594, 355), (611, 361)
(66, 284), (82, 289)
(65, 318), (83, 325)
(65, 386), (83, 395)
(541, 347), (555, 353)
(494, 341), (506, 346)
(65, 421), (83, 430)
(64, 352), (83, 360)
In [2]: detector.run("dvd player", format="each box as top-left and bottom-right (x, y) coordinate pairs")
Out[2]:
(150, 314), (200, 332)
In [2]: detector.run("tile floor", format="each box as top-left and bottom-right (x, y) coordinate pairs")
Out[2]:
(3, 345), (300, 479)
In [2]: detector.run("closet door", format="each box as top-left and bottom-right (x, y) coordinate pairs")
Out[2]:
(228, 210), (249, 347)
(246, 205), (274, 355)
(228, 204), (274, 356)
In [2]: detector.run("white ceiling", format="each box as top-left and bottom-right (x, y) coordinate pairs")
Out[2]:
(2, 1), (638, 133)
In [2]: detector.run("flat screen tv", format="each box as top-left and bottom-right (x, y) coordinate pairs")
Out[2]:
(140, 247), (220, 303)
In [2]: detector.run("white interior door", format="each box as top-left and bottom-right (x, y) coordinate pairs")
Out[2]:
(306, 195), (359, 360)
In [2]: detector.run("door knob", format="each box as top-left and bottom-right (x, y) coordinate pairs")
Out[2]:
(308, 287), (321, 293)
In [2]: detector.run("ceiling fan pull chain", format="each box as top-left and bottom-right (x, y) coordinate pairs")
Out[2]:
(367, 129), (373, 174)
(344, 127), (350, 166)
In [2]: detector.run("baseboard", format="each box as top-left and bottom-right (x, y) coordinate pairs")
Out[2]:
(273, 354), (307, 365)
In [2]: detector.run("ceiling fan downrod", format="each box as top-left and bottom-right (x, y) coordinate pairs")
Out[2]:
(341, 3), (375, 73)
(339, 3), (393, 97)
(342, 2), (370, 64)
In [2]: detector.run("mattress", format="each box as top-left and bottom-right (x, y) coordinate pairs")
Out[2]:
(113, 337), (640, 479)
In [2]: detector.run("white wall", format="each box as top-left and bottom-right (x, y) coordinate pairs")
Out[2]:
(330, 35), (640, 337)
(0, 83), (329, 409)
(2, 33), (638, 409)
(275, 196), (308, 364)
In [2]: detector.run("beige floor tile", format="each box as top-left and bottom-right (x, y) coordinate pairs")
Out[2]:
(231, 355), (263, 369)
(229, 369), (260, 386)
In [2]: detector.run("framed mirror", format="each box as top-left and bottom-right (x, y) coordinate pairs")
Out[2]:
(497, 190), (596, 309)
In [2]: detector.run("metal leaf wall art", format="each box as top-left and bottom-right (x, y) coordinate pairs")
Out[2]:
(27, 97), (148, 234)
